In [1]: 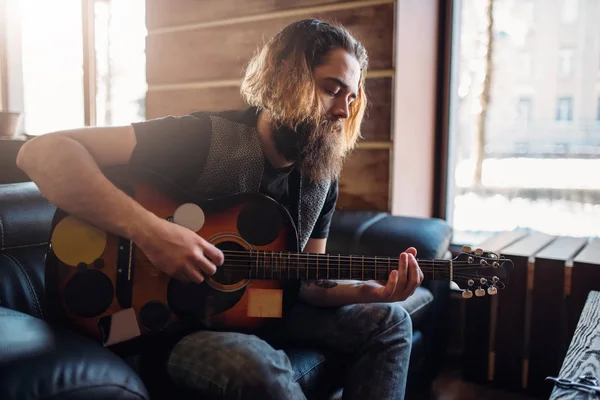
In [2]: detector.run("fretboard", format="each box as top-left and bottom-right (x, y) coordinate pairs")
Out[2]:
(222, 250), (453, 282)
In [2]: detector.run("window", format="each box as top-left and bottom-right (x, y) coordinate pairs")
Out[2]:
(556, 97), (573, 121)
(94, 0), (146, 127)
(517, 97), (532, 122)
(519, 53), (533, 79)
(6, 0), (84, 134)
(446, 0), (600, 245)
(2, 0), (146, 135)
(562, 0), (579, 24)
(558, 48), (575, 78)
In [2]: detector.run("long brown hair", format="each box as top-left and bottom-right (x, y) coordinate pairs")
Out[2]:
(240, 19), (369, 155)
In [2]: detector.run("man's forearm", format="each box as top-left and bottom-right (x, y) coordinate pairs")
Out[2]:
(17, 135), (159, 244)
(299, 280), (371, 307)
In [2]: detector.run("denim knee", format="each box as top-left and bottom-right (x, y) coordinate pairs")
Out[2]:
(364, 302), (413, 340)
(167, 332), (303, 399)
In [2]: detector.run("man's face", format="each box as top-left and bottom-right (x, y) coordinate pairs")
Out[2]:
(313, 48), (361, 122)
(272, 48), (361, 182)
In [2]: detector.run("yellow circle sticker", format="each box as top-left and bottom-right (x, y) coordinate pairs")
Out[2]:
(51, 216), (107, 266)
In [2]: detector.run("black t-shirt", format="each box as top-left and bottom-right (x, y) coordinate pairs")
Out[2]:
(129, 107), (338, 240)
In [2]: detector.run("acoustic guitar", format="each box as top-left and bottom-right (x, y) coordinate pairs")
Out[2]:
(44, 169), (512, 348)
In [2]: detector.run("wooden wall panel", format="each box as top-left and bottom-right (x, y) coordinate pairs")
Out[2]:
(337, 149), (389, 211)
(146, 0), (367, 29)
(146, 3), (394, 85)
(146, 86), (245, 118)
(362, 77), (392, 142)
(144, 0), (402, 213)
(146, 78), (392, 142)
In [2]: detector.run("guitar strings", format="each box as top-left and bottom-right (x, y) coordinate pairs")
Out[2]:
(218, 252), (500, 264)
(212, 266), (502, 276)
(218, 249), (505, 264)
(213, 256), (503, 271)
(217, 251), (507, 269)
(215, 262), (502, 273)
(206, 262), (504, 278)
(198, 270), (495, 284)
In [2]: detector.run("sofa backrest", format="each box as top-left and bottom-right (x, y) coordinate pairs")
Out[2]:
(0, 182), (55, 318)
(0, 138), (30, 184)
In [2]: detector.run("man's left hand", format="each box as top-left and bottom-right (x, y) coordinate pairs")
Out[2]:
(360, 247), (424, 302)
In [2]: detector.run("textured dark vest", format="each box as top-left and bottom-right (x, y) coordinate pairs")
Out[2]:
(190, 113), (330, 251)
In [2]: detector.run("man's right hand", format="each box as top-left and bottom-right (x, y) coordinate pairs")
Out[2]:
(135, 217), (224, 284)
(16, 126), (224, 285)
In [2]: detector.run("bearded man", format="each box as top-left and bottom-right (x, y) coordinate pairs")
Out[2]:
(17, 18), (423, 400)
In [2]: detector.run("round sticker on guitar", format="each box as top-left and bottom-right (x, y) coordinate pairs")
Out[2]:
(173, 203), (205, 232)
(51, 216), (107, 266)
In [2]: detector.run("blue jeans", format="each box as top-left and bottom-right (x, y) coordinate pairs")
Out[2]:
(166, 302), (413, 400)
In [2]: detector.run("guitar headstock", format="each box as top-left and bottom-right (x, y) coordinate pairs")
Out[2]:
(452, 246), (514, 299)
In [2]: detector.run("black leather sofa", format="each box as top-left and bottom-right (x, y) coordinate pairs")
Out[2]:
(0, 139), (453, 400)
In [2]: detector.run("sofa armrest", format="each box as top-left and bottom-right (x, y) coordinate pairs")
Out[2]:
(0, 307), (148, 400)
(0, 306), (54, 367)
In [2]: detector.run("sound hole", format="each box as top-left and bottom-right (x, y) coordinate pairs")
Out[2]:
(214, 241), (247, 285)
(237, 198), (283, 246)
(166, 241), (248, 320)
(64, 269), (114, 318)
(139, 301), (171, 332)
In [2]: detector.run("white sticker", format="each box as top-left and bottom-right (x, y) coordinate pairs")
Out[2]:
(101, 308), (141, 347)
(173, 203), (205, 232)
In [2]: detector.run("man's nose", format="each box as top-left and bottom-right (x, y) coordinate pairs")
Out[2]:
(332, 99), (350, 120)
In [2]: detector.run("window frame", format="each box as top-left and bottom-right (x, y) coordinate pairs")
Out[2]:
(0, 0), (8, 112)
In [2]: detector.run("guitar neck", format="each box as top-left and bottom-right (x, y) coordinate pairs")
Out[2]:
(225, 250), (454, 282)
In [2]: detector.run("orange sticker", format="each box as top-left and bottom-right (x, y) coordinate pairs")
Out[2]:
(247, 288), (283, 318)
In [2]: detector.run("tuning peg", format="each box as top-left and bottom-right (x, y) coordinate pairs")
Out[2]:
(488, 286), (498, 295)
(475, 288), (486, 297)
(462, 289), (473, 299)
(468, 256), (474, 263)
(479, 277), (487, 285)
(492, 276), (499, 284)
(462, 245), (472, 253)
(475, 248), (484, 256)
(468, 279), (474, 287)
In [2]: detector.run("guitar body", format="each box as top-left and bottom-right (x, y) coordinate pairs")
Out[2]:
(45, 169), (300, 346)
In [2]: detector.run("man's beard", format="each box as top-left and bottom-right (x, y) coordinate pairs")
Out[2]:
(272, 118), (346, 183)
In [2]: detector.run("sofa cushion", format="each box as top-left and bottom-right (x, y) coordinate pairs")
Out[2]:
(0, 307), (149, 400)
